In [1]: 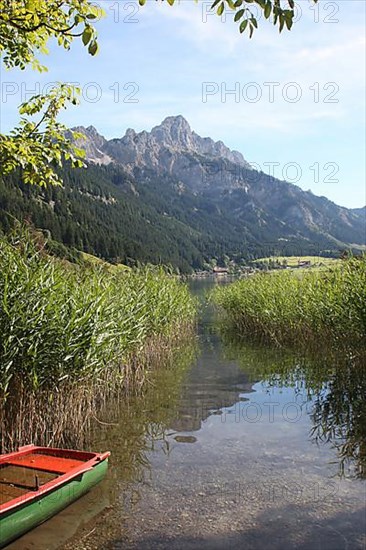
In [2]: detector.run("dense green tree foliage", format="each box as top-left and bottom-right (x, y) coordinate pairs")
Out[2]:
(0, 163), (342, 273)
(0, 1), (103, 186)
(140, 0), (307, 38)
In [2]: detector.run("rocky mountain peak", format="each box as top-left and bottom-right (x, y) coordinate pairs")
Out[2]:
(85, 125), (101, 137)
(71, 116), (252, 186)
(150, 115), (193, 149)
(71, 125), (111, 165)
(160, 114), (191, 131)
(125, 128), (137, 139)
(147, 115), (250, 168)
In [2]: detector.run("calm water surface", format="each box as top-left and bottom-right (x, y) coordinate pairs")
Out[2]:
(10, 279), (366, 550)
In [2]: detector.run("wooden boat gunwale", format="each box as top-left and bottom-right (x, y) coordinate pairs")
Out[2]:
(0, 444), (110, 515)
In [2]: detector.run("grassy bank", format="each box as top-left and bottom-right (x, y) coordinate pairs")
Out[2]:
(253, 255), (340, 266)
(0, 227), (196, 449)
(212, 256), (366, 346)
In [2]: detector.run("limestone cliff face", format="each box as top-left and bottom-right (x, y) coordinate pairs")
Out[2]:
(73, 115), (250, 190)
(71, 125), (112, 165)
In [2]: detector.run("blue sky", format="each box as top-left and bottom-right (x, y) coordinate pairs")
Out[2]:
(1, 0), (365, 208)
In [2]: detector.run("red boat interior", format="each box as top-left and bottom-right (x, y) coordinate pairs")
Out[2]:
(0, 450), (87, 506)
(6, 452), (86, 473)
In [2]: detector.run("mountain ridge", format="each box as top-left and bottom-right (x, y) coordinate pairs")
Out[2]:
(73, 115), (251, 173)
(71, 116), (365, 248)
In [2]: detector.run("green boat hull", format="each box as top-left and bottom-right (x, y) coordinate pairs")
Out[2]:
(0, 458), (108, 548)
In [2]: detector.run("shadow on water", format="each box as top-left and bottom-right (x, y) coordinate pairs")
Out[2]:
(109, 505), (366, 550)
(7, 278), (366, 550)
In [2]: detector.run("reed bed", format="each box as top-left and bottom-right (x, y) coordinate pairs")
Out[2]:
(212, 256), (366, 346)
(0, 227), (196, 451)
(0, 332), (197, 453)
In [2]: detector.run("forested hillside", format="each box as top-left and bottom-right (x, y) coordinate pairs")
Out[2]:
(0, 116), (364, 273)
(0, 164), (358, 273)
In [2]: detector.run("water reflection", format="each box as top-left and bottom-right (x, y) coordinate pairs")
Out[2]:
(311, 355), (366, 479)
(220, 331), (366, 479)
(89, 338), (199, 483)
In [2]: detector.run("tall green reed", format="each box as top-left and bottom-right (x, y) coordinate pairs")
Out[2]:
(212, 256), (366, 346)
(0, 227), (196, 397)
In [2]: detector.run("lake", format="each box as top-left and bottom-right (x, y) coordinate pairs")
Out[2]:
(9, 279), (366, 550)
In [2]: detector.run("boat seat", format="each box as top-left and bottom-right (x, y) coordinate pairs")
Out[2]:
(6, 453), (85, 474)
(0, 464), (58, 488)
(0, 482), (27, 505)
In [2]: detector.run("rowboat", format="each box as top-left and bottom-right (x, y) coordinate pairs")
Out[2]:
(0, 444), (110, 548)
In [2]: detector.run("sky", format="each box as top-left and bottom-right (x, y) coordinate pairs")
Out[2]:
(0, 0), (365, 208)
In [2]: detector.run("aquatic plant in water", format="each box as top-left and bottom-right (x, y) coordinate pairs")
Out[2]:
(0, 227), (197, 451)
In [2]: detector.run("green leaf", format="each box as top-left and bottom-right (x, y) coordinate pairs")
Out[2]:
(88, 40), (98, 56)
(234, 9), (244, 21)
(211, 0), (221, 9)
(82, 26), (93, 46)
(217, 3), (224, 16)
(239, 19), (248, 33)
(225, 0), (236, 9)
(167, 0), (175, 5)
(264, 2), (271, 19)
(88, 5), (105, 18)
(285, 16), (293, 30)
